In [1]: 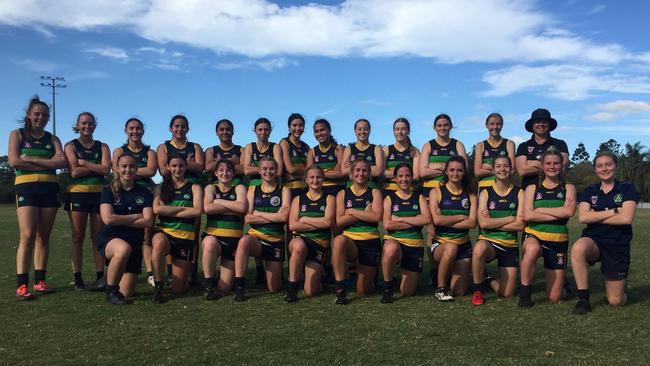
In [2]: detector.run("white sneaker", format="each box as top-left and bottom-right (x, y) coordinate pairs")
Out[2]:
(147, 275), (155, 287)
(435, 287), (453, 301)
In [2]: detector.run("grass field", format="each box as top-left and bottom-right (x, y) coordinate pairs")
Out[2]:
(1, 205), (649, 365)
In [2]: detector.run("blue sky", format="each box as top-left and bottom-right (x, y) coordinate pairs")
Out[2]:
(1, 0), (649, 162)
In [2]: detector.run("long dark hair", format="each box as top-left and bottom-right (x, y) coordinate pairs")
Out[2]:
(123, 117), (147, 146)
(160, 153), (186, 204)
(169, 114), (189, 129)
(287, 113), (305, 138)
(314, 118), (337, 146)
(537, 149), (566, 189)
(393, 117), (413, 150)
(434, 113), (453, 128)
(22, 96), (50, 142)
(215, 119), (234, 133)
(441, 155), (470, 192)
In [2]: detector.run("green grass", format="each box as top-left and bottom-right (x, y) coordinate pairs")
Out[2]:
(1, 205), (650, 365)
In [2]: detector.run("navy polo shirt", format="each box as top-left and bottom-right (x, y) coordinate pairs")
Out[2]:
(100, 184), (153, 239)
(579, 181), (639, 243)
(516, 134), (568, 188)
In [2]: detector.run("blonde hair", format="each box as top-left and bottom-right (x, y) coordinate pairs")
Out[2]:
(111, 154), (136, 200)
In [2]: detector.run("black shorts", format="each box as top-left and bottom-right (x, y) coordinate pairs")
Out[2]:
(161, 234), (194, 262)
(350, 238), (381, 267)
(400, 244), (424, 273)
(524, 234), (567, 270)
(64, 192), (101, 213)
(258, 239), (285, 262)
(202, 233), (239, 262)
(96, 229), (143, 275)
(584, 234), (630, 280)
(16, 192), (60, 208)
(431, 241), (472, 261)
(488, 242), (519, 268)
(293, 235), (328, 265)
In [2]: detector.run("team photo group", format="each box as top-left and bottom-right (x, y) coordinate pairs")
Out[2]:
(9, 95), (639, 316)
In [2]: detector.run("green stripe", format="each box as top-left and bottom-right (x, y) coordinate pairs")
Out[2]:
(16, 170), (56, 176)
(169, 200), (192, 207)
(393, 210), (418, 218)
(346, 225), (379, 233)
(388, 230), (422, 239)
(429, 156), (450, 163)
(441, 209), (469, 216)
(438, 231), (468, 239)
(528, 223), (568, 234)
(251, 224), (283, 236)
(316, 162), (336, 169)
(301, 231), (330, 241)
(300, 212), (324, 218)
(256, 207), (279, 213)
(481, 230), (516, 241)
(290, 157), (306, 164)
(20, 148), (53, 158)
(158, 221), (195, 232)
(534, 200), (564, 208)
(489, 210), (516, 218)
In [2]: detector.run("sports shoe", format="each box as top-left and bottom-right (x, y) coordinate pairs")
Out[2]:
(572, 299), (592, 315)
(284, 287), (298, 303)
(33, 280), (55, 294)
(106, 291), (127, 305)
(435, 287), (453, 301)
(147, 275), (155, 287)
(16, 284), (33, 301)
(152, 288), (164, 304)
(87, 277), (106, 292)
(234, 287), (246, 302)
(74, 281), (86, 292)
(205, 286), (220, 301)
(334, 294), (349, 305)
(518, 295), (534, 308)
(471, 291), (484, 306)
(380, 289), (394, 304)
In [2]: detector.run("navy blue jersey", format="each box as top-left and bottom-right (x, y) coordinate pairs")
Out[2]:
(580, 181), (639, 243)
(100, 184), (153, 239)
(516, 135), (568, 188)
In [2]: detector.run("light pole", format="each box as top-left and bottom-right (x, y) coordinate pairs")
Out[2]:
(40, 76), (67, 137)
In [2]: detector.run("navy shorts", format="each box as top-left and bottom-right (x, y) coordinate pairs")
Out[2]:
(488, 242), (519, 268)
(16, 192), (60, 208)
(96, 229), (143, 275)
(293, 235), (328, 265)
(400, 244), (424, 273)
(258, 239), (285, 262)
(64, 192), (101, 213)
(524, 234), (567, 270)
(431, 241), (472, 261)
(349, 238), (381, 267)
(584, 234), (630, 280)
(163, 234), (195, 262)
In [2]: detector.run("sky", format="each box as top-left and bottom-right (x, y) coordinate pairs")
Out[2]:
(1, 0), (650, 163)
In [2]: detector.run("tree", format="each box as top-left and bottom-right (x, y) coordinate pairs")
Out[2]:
(0, 155), (15, 203)
(595, 139), (621, 157)
(571, 142), (590, 167)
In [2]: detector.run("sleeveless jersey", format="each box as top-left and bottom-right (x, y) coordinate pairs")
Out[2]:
(157, 182), (196, 240)
(67, 139), (105, 194)
(478, 185), (520, 247)
(247, 142), (276, 187)
(313, 143), (344, 188)
(14, 128), (58, 193)
(478, 138), (509, 189)
(295, 192), (330, 247)
(248, 184), (284, 243)
(342, 186), (379, 241)
(348, 143), (379, 189)
(423, 138), (458, 188)
(283, 138), (308, 190)
(204, 184), (243, 238)
(434, 184), (471, 245)
(383, 191), (423, 247)
(525, 183), (569, 243)
(210, 144), (243, 185)
(121, 144), (155, 189)
(165, 140), (200, 183)
(384, 144), (415, 191)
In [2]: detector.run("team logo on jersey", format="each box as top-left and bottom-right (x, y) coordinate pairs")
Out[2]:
(557, 252), (564, 265)
(24, 142), (32, 148)
(328, 155), (333, 160)
(292, 150), (297, 157)
(346, 199), (352, 208)
(614, 193), (623, 204)
(450, 151), (456, 156)
(442, 199), (452, 206)
(536, 192), (543, 200)
(183, 194), (191, 200)
(591, 196), (598, 205)
(389, 154), (395, 160)
(432, 149), (438, 156)
(270, 196), (281, 206)
(319, 205), (325, 211)
(509, 202), (516, 209)
(229, 194), (236, 200)
(300, 204), (307, 212)
(366, 155), (372, 161)
(393, 204), (399, 212)
(253, 153), (258, 161)
(527, 146), (534, 153)
(557, 192), (564, 199)
(461, 198), (469, 209)
(547, 146), (557, 152)
(350, 155), (356, 161)
(274, 248), (281, 260)
(17, 195), (24, 202)
(315, 251), (323, 262)
(314, 156), (319, 162)
(413, 204), (419, 210)
(489, 201), (496, 210)
(135, 196), (145, 205)
(484, 150), (490, 157)
(46, 144), (52, 149)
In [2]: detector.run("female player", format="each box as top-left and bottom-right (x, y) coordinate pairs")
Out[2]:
(332, 159), (383, 305)
(381, 163), (431, 303)
(519, 150), (576, 307)
(202, 159), (247, 300)
(97, 154), (154, 304)
(112, 118), (158, 285)
(150, 154), (203, 303)
(205, 119), (243, 185)
(64, 112), (111, 291)
(419, 114), (468, 287)
(9, 96), (66, 300)
(429, 156), (477, 301)
(471, 155), (525, 305)
(473, 113), (515, 191)
(232, 157), (291, 301)
(285, 166), (335, 302)
(341, 119), (385, 189)
(570, 151), (638, 314)
(383, 118), (420, 193)
(280, 113), (309, 198)
(306, 118), (345, 197)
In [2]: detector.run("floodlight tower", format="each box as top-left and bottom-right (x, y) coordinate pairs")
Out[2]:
(40, 76), (67, 137)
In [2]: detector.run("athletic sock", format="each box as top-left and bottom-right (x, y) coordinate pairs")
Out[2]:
(154, 281), (164, 289)
(335, 280), (346, 295)
(96, 271), (105, 280)
(74, 272), (83, 283)
(204, 277), (216, 289)
(147, 271), (153, 277)
(106, 285), (119, 294)
(473, 282), (485, 293)
(520, 284), (532, 298)
(287, 280), (298, 291)
(577, 289), (590, 301)
(34, 270), (46, 282)
(166, 264), (172, 277)
(383, 277), (395, 292)
(234, 277), (246, 289)
(17, 273), (28, 287)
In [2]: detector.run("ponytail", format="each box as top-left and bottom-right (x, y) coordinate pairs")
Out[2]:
(22, 95), (50, 142)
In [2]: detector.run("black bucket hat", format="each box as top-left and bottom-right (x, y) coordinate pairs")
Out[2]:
(525, 108), (557, 133)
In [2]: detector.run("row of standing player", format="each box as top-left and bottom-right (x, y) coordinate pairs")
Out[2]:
(10, 97), (638, 314)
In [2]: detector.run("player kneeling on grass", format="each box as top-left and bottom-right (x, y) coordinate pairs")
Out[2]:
(233, 157), (291, 302)
(332, 159), (383, 305)
(519, 150), (576, 308)
(97, 154), (153, 305)
(570, 151), (639, 315)
(380, 163), (431, 303)
(471, 156), (525, 305)
(150, 154), (203, 304)
(201, 159), (248, 300)
(285, 166), (335, 302)
(429, 156), (477, 301)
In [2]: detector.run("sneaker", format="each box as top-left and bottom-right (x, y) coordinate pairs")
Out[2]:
(572, 299), (592, 315)
(205, 286), (220, 301)
(87, 277), (106, 292)
(74, 281), (86, 292)
(284, 288), (298, 303)
(33, 280), (55, 294)
(518, 295), (534, 308)
(334, 294), (349, 305)
(152, 288), (164, 304)
(380, 289), (394, 304)
(471, 291), (484, 306)
(435, 287), (453, 301)
(106, 291), (127, 305)
(234, 287), (246, 302)
(16, 284), (33, 301)
(147, 275), (155, 287)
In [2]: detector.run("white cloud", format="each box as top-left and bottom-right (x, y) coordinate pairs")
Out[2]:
(587, 4), (607, 15)
(138, 47), (166, 54)
(361, 99), (392, 107)
(13, 58), (59, 72)
(214, 57), (296, 71)
(86, 46), (128, 60)
(585, 100), (650, 121)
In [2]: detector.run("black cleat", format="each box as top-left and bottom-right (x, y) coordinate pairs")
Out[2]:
(518, 295), (534, 308)
(74, 281), (86, 292)
(87, 277), (106, 292)
(106, 291), (127, 305)
(152, 288), (164, 304)
(572, 299), (592, 315)
(334, 294), (349, 305)
(284, 288), (298, 303)
(380, 290), (394, 304)
(205, 286), (220, 301)
(234, 287), (246, 302)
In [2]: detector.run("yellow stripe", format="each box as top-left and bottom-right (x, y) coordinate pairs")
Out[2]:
(15, 174), (58, 184)
(478, 234), (518, 247)
(248, 228), (282, 242)
(524, 227), (568, 242)
(205, 228), (243, 237)
(478, 179), (495, 188)
(422, 179), (442, 188)
(383, 182), (399, 191)
(434, 235), (469, 245)
(161, 227), (196, 240)
(383, 234), (423, 247)
(343, 231), (379, 241)
(283, 180), (307, 189)
(67, 184), (104, 193)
